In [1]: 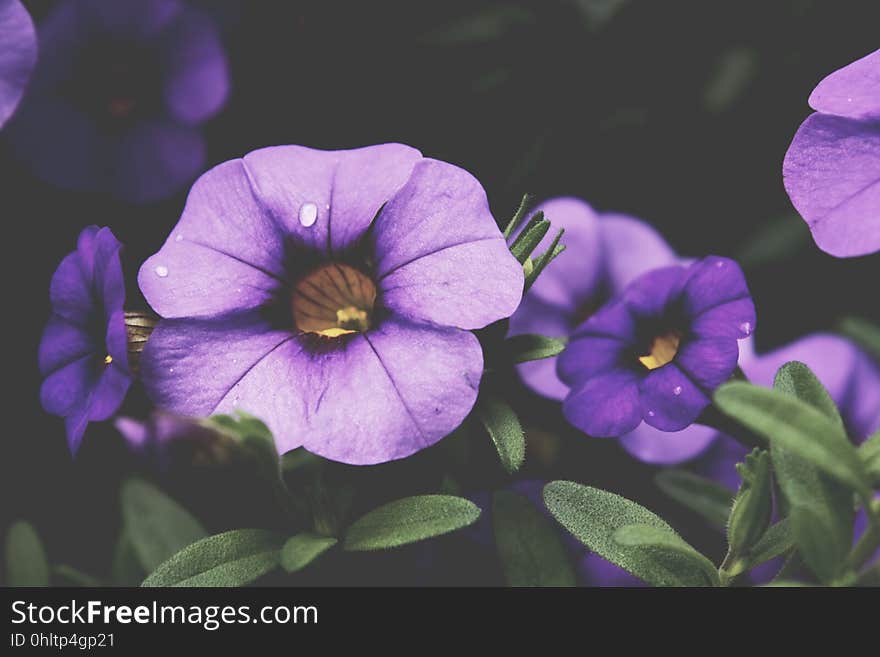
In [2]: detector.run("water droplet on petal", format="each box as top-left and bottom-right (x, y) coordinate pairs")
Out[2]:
(155, 265), (169, 278)
(647, 410), (655, 417)
(715, 260), (724, 268)
(175, 234), (184, 242)
(739, 321), (752, 335)
(169, 367), (174, 373)
(299, 202), (318, 227)
(673, 385), (682, 396)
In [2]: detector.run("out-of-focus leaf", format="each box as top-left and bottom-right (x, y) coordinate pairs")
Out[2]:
(5, 521), (49, 587)
(727, 450), (773, 556)
(703, 46), (758, 113)
(736, 214), (811, 269)
(745, 518), (795, 569)
(52, 565), (103, 587)
(421, 6), (532, 45)
(343, 496), (480, 551)
(859, 432), (880, 486)
(838, 316), (880, 362)
(122, 478), (207, 572)
(111, 532), (143, 586)
(654, 469), (733, 529)
(492, 490), (576, 587)
(142, 530), (283, 587)
(502, 334), (566, 364)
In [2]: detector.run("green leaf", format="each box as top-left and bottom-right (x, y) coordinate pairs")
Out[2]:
(492, 491), (576, 587)
(745, 518), (795, 568)
(523, 229), (565, 292)
(475, 394), (525, 473)
(5, 521), (49, 587)
(838, 316), (880, 362)
(859, 432), (880, 486)
(713, 381), (870, 498)
(654, 469), (733, 529)
(280, 534), (337, 573)
(736, 213), (811, 269)
(727, 449), (773, 556)
(209, 412), (279, 480)
(121, 478), (207, 572)
(502, 333), (566, 364)
(281, 448), (322, 473)
(343, 495), (481, 551)
(766, 365), (856, 584)
(111, 532), (144, 586)
(503, 193), (534, 238)
(52, 565), (103, 587)
(509, 212), (549, 263)
(613, 524), (720, 587)
(542, 481), (713, 586)
(142, 529), (283, 587)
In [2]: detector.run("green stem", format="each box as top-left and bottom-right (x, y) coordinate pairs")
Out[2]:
(848, 499), (880, 570)
(699, 403), (768, 451)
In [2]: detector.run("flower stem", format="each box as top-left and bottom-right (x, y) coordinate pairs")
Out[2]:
(698, 403), (768, 451)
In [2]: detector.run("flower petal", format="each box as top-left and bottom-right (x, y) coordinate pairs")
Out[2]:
(161, 6), (229, 124)
(40, 354), (95, 417)
(783, 113), (880, 257)
(85, 362), (132, 421)
(639, 364), (710, 431)
(0, 0), (37, 128)
(600, 213), (678, 291)
(49, 251), (93, 326)
(622, 265), (687, 318)
(808, 49), (880, 121)
(557, 335), (631, 388)
(38, 315), (96, 376)
(139, 158), (288, 319)
(562, 369), (643, 437)
(109, 119), (206, 202)
(519, 197), (603, 309)
(509, 294), (572, 400)
(674, 337), (740, 391)
(242, 143), (422, 255)
(620, 422), (718, 465)
(690, 297), (755, 339)
(375, 159), (523, 329)
(105, 310), (129, 367)
(680, 256), (752, 319)
(571, 300), (637, 342)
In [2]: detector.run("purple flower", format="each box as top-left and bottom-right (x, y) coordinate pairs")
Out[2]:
(138, 144), (524, 465)
(39, 226), (132, 453)
(5, 0), (228, 202)
(116, 412), (236, 467)
(0, 0), (36, 128)
(558, 257), (755, 437)
(782, 49), (880, 257)
(509, 197), (678, 400)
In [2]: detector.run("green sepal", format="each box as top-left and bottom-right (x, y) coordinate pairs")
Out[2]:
(502, 333), (567, 364)
(727, 449), (773, 556)
(4, 520), (49, 587)
(475, 393), (525, 474)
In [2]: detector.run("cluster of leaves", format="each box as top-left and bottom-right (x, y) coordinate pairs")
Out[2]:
(542, 360), (879, 586)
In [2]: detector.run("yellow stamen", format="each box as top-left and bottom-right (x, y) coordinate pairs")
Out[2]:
(639, 331), (681, 370)
(104, 354), (113, 365)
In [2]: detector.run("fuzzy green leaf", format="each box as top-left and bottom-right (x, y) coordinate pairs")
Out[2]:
(52, 565), (103, 587)
(142, 529), (283, 587)
(343, 495), (480, 551)
(727, 449), (773, 556)
(613, 524), (720, 586)
(713, 381), (869, 498)
(475, 394), (525, 474)
(492, 491), (576, 587)
(111, 532), (144, 586)
(280, 534), (337, 573)
(503, 193), (534, 238)
(122, 478), (207, 572)
(503, 334), (567, 364)
(654, 470), (733, 529)
(745, 518), (795, 568)
(859, 432), (880, 486)
(5, 521), (49, 587)
(509, 213), (549, 263)
(838, 316), (880, 362)
(523, 229), (565, 292)
(542, 481), (711, 586)
(773, 361), (844, 428)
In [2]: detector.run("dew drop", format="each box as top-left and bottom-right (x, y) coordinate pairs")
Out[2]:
(169, 368), (174, 373)
(299, 202), (318, 227)
(647, 410), (655, 417)
(673, 385), (682, 396)
(739, 321), (752, 335)
(155, 265), (169, 278)
(715, 260), (724, 268)
(175, 234), (184, 242)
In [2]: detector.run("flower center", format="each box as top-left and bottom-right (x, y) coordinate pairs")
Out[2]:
(292, 263), (376, 338)
(638, 330), (681, 370)
(104, 355), (113, 365)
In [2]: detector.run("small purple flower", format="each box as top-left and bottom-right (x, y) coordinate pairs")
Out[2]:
(509, 197), (678, 400)
(0, 0), (36, 128)
(138, 144), (524, 465)
(558, 257), (755, 437)
(783, 49), (880, 257)
(6, 0), (228, 202)
(116, 412), (235, 467)
(39, 226), (132, 453)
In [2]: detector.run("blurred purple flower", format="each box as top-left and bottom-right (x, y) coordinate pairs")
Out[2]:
(116, 411), (235, 467)
(39, 226), (132, 453)
(509, 197), (677, 400)
(0, 0), (36, 128)
(558, 256), (755, 437)
(138, 144), (523, 465)
(783, 49), (880, 257)
(6, 0), (228, 202)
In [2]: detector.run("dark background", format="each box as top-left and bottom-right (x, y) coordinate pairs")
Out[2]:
(3, 0), (879, 585)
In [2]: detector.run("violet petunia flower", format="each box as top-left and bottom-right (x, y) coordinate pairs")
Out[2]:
(0, 0), (37, 129)
(39, 226), (132, 453)
(558, 256), (755, 437)
(138, 143), (524, 465)
(5, 0), (228, 202)
(782, 48), (880, 257)
(508, 197), (677, 400)
(116, 412), (236, 468)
